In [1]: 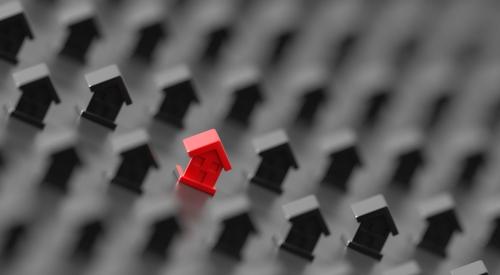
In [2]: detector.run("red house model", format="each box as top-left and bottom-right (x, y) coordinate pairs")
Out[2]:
(176, 129), (231, 195)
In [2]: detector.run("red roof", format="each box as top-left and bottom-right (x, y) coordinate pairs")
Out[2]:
(182, 129), (231, 171)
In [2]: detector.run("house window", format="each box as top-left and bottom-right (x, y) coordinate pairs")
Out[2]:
(209, 161), (220, 172)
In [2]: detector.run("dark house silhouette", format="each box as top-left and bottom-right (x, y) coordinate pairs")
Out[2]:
(132, 22), (167, 62)
(212, 197), (257, 260)
(0, 2), (33, 64)
(0, 222), (27, 261)
(11, 64), (60, 129)
(72, 218), (105, 260)
(59, 6), (101, 63)
(250, 130), (298, 194)
(81, 65), (132, 130)
(295, 86), (327, 124)
(391, 148), (424, 187)
(417, 195), (462, 257)
(267, 28), (296, 67)
(321, 130), (362, 191)
(226, 82), (264, 126)
(458, 150), (487, 187)
(41, 146), (82, 193)
(154, 66), (199, 128)
(200, 25), (232, 64)
(360, 87), (393, 129)
(347, 194), (398, 260)
(143, 215), (181, 257)
(111, 131), (159, 194)
(279, 195), (330, 261)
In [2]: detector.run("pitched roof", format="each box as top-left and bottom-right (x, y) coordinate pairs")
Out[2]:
(85, 65), (132, 105)
(419, 194), (454, 218)
(386, 129), (423, 154)
(113, 130), (158, 168)
(13, 64), (60, 103)
(0, 1), (33, 38)
(419, 194), (462, 231)
(182, 129), (231, 171)
(285, 65), (328, 97)
(351, 194), (398, 235)
(60, 2), (94, 24)
(283, 195), (330, 235)
(37, 130), (77, 154)
(222, 66), (261, 92)
(155, 65), (199, 102)
(211, 196), (257, 232)
(322, 129), (362, 165)
(451, 261), (488, 275)
(383, 261), (420, 275)
(60, 2), (100, 37)
(155, 65), (191, 89)
(52, 147), (82, 166)
(212, 196), (250, 221)
(252, 129), (298, 169)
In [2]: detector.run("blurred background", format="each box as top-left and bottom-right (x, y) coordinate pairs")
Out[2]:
(0, 0), (499, 274)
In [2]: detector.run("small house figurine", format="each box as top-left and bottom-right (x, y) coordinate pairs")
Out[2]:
(176, 129), (231, 196)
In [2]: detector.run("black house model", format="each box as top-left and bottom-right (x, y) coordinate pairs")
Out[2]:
(225, 68), (264, 126)
(321, 129), (363, 191)
(250, 130), (299, 194)
(417, 194), (462, 257)
(140, 200), (182, 258)
(388, 130), (425, 188)
(81, 65), (132, 130)
(154, 65), (199, 128)
(0, 1), (33, 64)
(347, 194), (398, 260)
(59, 3), (101, 63)
(132, 20), (167, 62)
(143, 214), (181, 257)
(211, 196), (257, 260)
(11, 64), (60, 129)
(278, 195), (330, 261)
(41, 146), (82, 193)
(111, 130), (159, 194)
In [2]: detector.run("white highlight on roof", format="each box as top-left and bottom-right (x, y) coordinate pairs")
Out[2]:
(283, 195), (319, 220)
(451, 260), (488, 275)
(351, 194), (387, 218)
(155, 65), (191, 89)
(112, 129), (150, 153)
(0, 1), (23, 21)
(419, 194), (455, 218)
(85, 65), (121, 87)
(13, 63), (50, 87)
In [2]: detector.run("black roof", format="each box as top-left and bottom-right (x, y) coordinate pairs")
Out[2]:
(51, 147), (82, 166)
(121, 144), (159, 169)
(163, 80), (199, 103)
(86, 66), (132, 105)
(356, 207), (399, 236)
(426, 210), (463, 232)
(69, 17), (101, 38)
(20, 77), (60, 103)
(223, 212), (257, 233)
(289, 209), (330, 235)
(0, 3), (34, 39)
(234, 83), (264, 102)
(253, 130), (298, 169)
(140, 22), (166, 37)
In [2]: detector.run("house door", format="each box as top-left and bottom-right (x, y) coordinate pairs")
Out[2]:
(187, 151), (221, 185)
